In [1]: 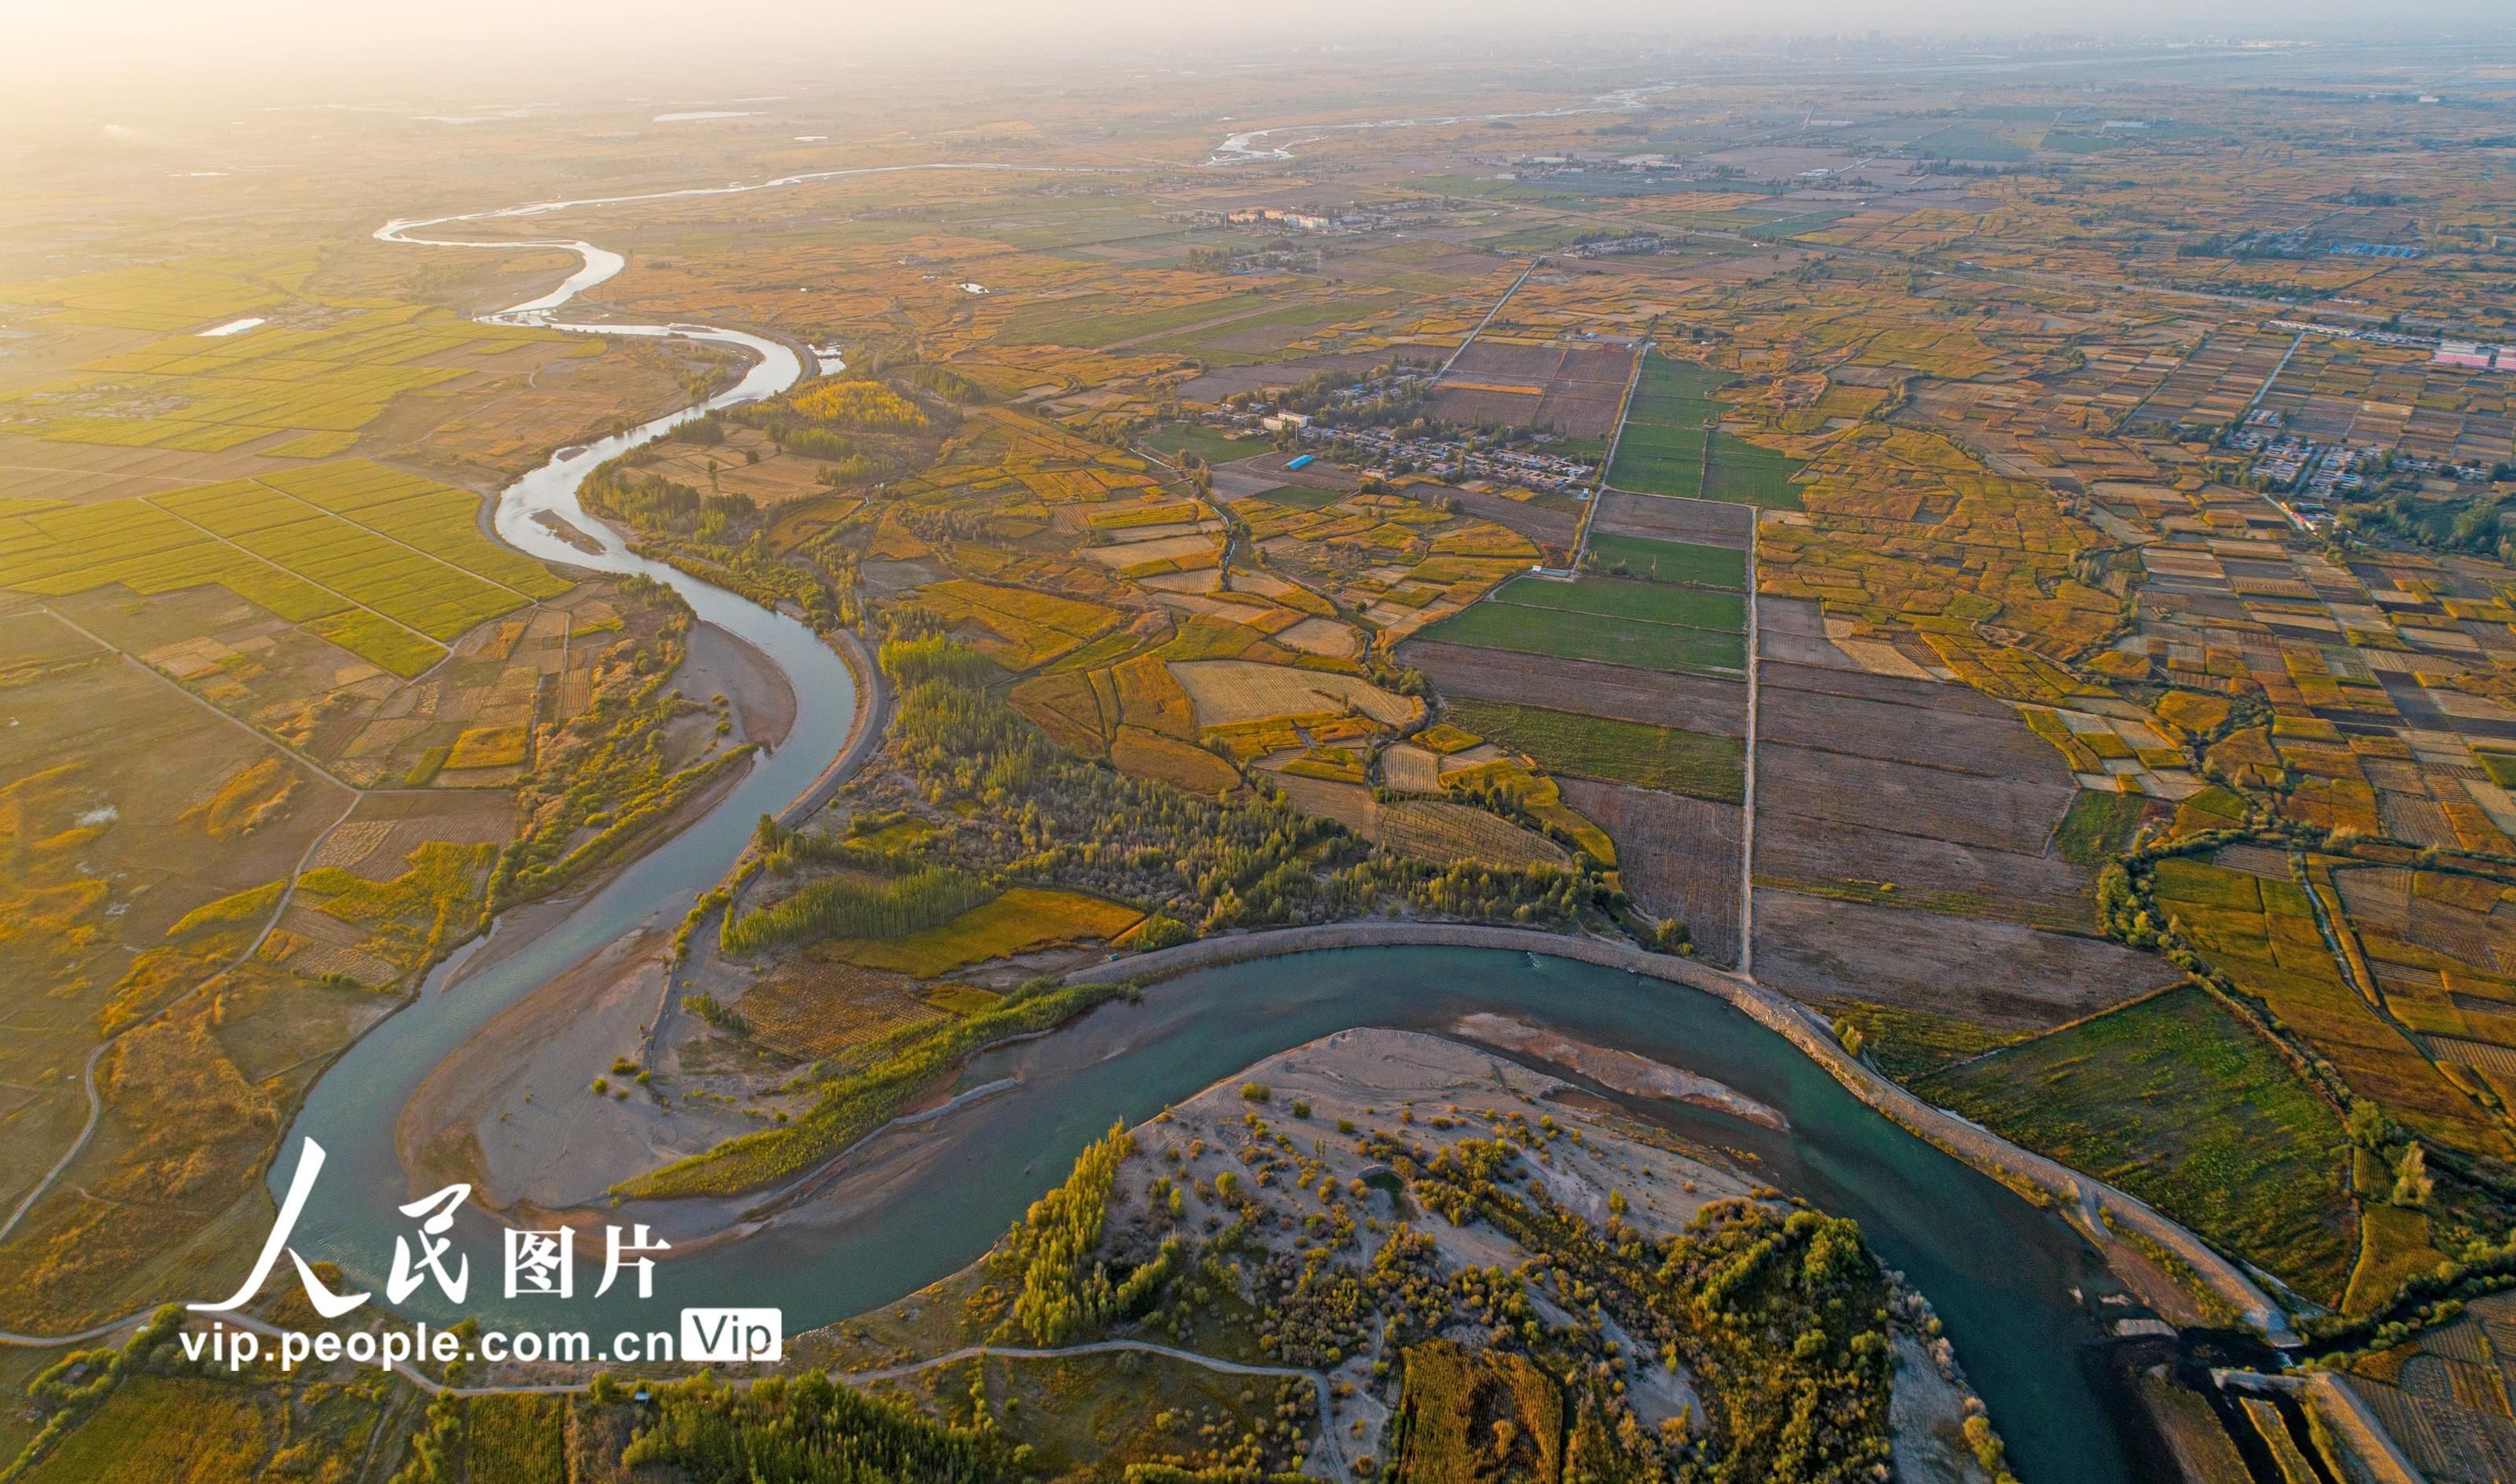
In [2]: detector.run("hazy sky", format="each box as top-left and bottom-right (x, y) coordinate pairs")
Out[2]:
(2, 0), (2507, 107)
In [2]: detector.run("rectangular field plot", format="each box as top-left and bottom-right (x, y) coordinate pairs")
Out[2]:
(1490, 574), (1743, 631)
(1399, 641), (1745, 736)
(1606, 425), (1706, 498)
(1753, 889), (2172, 1030)
(1604, 353), (1724, 494)
(261, 461), (572, 600)
(1426, 341), (1638, 438)
(1757, 744), (2070, 856)
(0, 501), (344, 621)
(1754, 810), (2098, 932)
(1703, 438), (1805, 509)
(1559, 777), (1742, 965)
(1415, 572), (1745, 676)
(1759, 661), (2068, 781)
(1591, 490), (1753, 549)
(1447, 696), (1743, 803)
(1604, 352), (1804, 507)
(1584, 533), (1745, 589)
(1251, 483), (1347, 510)
(1415, 601), (1743, 674)
(153, 487), (534, 640)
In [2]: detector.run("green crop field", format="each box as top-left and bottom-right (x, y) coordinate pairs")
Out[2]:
(0, 460), (565, 676)
(1447, 696), (1744, 803)
(1251, 484), (1347, 509)
(1586, 532), (1745, 588)
(2053, 789), (2148, 866)
(999, 290), (1282, 348)
(1606, 353), (1724, 495)
(1704, 438), (1806, 509)
(1142, 422), (1254, 466)
(1917, 983), (2355, 1302)
(1488, 573), (1742, 631)
(1605, 352), (1804, 507)
(1911, 124), (2032, 162)
(1742, 208), (1858, 240)
(264, 461), (572, 600)
(1416, 596), (1745, 675)
(0, 297), (557, 452)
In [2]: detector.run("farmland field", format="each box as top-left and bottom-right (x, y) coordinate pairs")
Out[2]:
(0, 459), (568, 674)
(1604, 352), (1804, 507)
(1142, 422), (1257, 465)
(1702, 437), (1806, 509)
(999, 289), (1283, 349)
(1415, 601), (1743, 674)
(1918, 983), (2356, 1303)
(1169, 659), (1420, 725)
(2151, 857), (2507, 1157)
(1559, 777), (1743, 964)
(1585, 532), (1745, 588)
(1251, 483), (1347, 509)
(1377, 797), (1573, 869)
(17, 1376), (275, 1484)
(1399, 640), (1747, 736)
(1488, 572), (1743, 631)
(1425, 340), (1636, 437)
(1604, 353), (1727, 495)
(0, 292), (565, 454)
(1753, 889), (2172, 1029)
(1590, 490), (1753, 549)
(1447, 696), (1744, 803)
(740, 959), (947, 1058)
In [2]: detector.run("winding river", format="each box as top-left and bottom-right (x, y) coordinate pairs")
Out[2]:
(267, 177), (2176, 1484)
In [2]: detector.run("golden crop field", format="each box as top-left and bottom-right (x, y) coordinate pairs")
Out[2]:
(0, 460), (568, 674)
(0, 282), (565, 454)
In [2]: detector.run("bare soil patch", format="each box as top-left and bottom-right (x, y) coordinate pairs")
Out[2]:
(1558, 778), (1742, 967)
(1593, 491), (1753, 549)
(1756, 744), (2071, 858)
(1751, 890), (2171, 1030)
(1404, 640), (1746, 736)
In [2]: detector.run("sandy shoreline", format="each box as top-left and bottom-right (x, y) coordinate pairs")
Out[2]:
(1450, 1012), (1790, 1130)
(398, 619), (808, 1218)
(675, 619), (797, 751)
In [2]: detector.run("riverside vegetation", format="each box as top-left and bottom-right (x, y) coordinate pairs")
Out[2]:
(631, 634), (1628, 1199)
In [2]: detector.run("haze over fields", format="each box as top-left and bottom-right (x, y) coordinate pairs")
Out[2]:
(6, 1), (2515, 103)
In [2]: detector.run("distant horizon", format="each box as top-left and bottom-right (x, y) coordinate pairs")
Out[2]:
(2, 2), (2511, 123)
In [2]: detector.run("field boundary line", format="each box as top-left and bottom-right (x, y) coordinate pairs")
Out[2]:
(1573, 339), (1650, 564)
(32, 606), (366, 795)
(2248, 329), (2308, 411)
(1438, 256), (1545, 378)
(1738, 518), (1759, 975)
(134, 494), (447, 653)
(246, 475), (546, 607)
